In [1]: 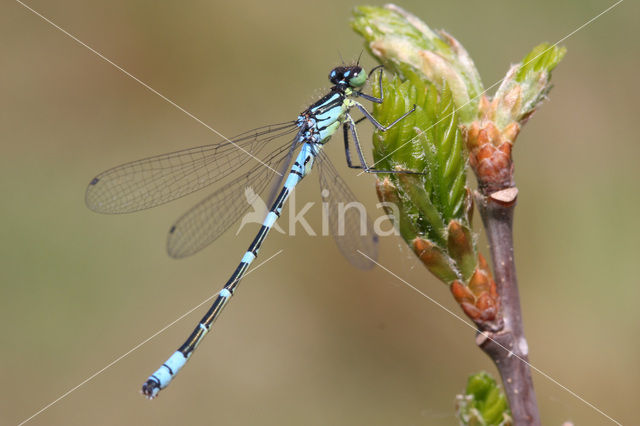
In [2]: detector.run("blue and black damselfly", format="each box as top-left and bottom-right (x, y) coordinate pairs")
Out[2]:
(86, 64), (417, 398)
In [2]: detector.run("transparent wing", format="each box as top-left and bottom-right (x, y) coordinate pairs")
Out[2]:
(167, 141), (298, 258)
(316, 151), (378, 270)
(85, 122), (298, 213)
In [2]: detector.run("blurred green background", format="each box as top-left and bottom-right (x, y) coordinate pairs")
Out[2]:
(1, 1), (638, 425)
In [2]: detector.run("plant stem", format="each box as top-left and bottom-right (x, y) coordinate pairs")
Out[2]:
(475, 188), (540, 425)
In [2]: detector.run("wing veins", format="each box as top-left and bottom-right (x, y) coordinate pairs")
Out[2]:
(86, 122), (298, 214)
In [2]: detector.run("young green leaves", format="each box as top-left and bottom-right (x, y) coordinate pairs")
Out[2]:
(352, 4), (483, 124)
(352, 4), (564, 328)
(456, 372), (512, 426)
(370, 69), (500, 329)
(353, 4), (565, 195)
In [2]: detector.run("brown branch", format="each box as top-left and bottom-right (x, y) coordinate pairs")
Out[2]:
(475, 188), (540, 426)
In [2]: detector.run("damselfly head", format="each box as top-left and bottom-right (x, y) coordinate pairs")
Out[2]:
(329, 66), (367, 88)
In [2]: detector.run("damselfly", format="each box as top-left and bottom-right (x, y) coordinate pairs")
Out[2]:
(86, 64), (416, 398)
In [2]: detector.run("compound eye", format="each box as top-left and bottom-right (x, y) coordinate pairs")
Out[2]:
(349, 69), (367, 87)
